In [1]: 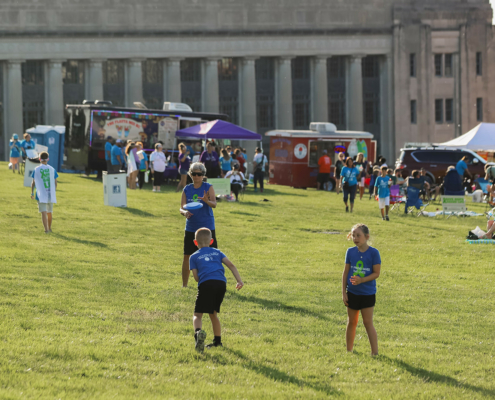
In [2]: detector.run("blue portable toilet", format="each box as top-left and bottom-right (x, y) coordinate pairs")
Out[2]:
(26, 125), (65, 171)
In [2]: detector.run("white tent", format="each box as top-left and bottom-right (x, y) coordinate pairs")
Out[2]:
(437, 123), (495, 151)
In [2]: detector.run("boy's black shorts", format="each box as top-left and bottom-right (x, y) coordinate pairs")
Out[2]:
(184, 230), (217, 256)
(346, 291), (376, 310)
(195, 280), (227, 314)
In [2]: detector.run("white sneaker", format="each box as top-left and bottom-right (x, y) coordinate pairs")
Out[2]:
(152, 188), (156, 192)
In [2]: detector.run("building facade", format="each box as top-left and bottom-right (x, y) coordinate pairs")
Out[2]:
(0, 0), (493, 163)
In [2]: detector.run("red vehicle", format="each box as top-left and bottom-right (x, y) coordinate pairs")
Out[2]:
(266, 123), (376, 190)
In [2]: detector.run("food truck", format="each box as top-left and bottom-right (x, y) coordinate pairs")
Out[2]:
(63, 102), (226, 173)
(266, 123), (376, 190)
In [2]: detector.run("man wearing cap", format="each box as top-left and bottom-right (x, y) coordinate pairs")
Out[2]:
(105, 136), (113, 172)
(317, 149), (331, 190)
(110, 139), (123, 174)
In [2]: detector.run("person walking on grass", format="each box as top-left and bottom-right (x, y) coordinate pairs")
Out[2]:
(354, 152), (367, 200)
(180, 162), (218, 288)
(342, 224), (381, 356)
(177, 143), (191, 192)
(253, 147), (267, 193)
(340, 157), (359, 213)
(374, 166), (391, 221)
(335, 152), (345, 194)
(190, 228), (243, 353)
(9, 134), (22, 174)
(317, 149), (331, 191)
(150, 143), (166, 192)
(31, 151), (58, 234)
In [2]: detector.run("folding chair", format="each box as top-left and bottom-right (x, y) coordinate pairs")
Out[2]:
(404, 183), (429, 217)
(389, 184), (405, 213)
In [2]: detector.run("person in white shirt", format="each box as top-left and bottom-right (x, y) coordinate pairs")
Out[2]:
(253, 147), (268, 193)
(224, 164), (246, 201)
(150, 143), (167, 192)
(31, 151), (58, 234)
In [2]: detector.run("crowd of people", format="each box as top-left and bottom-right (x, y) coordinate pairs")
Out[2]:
(8, 132), (37, 173)
(102, 135), (268, 198)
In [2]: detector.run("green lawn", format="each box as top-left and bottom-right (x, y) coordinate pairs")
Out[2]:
(0, 163), (493, 399)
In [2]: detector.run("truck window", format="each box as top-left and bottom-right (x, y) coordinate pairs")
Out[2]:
(66, 111), (86, 149)
(308, 141), (343, 167)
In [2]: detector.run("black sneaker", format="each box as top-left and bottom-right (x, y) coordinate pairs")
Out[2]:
(385, 215), (390, 221)
(382, 217), (385, 220)
(346, 206), (349, 213)
(195, 330), (207, 353)
(206, 342), (223, 349)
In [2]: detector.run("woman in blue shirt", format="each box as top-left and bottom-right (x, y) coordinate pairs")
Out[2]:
(20, 133), (36, 158)
(180, 162), (217, 288)
(340, 157), (360, 213)
(219, 149), (233, 177)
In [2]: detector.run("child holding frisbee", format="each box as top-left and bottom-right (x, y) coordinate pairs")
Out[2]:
(190, 228), (244, 353)
(342, 224), (381, 356)
(374, 166), (391, 221)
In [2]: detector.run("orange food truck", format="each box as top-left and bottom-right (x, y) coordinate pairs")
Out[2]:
(266, 123), (376, 190)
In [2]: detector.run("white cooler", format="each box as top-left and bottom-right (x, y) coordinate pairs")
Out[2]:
(24, 159), (40, 187)
(103, 172), (127, 207)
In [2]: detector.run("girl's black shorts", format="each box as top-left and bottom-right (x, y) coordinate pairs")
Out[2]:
(346, 291), (376, 310)
(195, 280), (227, 314)
(184, 229), (217, 256)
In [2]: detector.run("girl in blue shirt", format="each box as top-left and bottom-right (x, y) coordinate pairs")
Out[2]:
(9, 134), (22, 174)
(180, 162), (218, 288)
(342, 224), (381, 356)
(340, 157), (360, 213)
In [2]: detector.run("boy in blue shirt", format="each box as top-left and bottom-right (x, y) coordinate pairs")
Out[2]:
(189, 228), (244, 353)
(374, 166), (391, 221)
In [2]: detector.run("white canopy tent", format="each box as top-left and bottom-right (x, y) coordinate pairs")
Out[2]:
(437, 123), (495, 151)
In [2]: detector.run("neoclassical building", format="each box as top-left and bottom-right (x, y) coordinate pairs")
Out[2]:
(0, 0), (493, 162)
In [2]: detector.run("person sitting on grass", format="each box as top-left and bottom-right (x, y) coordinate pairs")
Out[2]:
(224, 163), (246, 201)
(342, 224), (381, 356)
(190, 228), (244, 353)
(31, 151), (58, 234)
(374, 166), (391, 221)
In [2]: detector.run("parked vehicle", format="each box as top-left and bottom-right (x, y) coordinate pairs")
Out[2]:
(396, 147), (486, 184)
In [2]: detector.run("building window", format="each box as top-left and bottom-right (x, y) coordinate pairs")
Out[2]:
(327, 57), (346, 130)
(410, 53), (416, 77)
(362, 56), (379, 78)
(62, 60), (85, 106)
(445, 99), (453, 123)
(435, 99), (443, 123)
(103, 60), (125, 106)
(257, 96), (275, 130)
(476, 52), (482, 76)
(218, 58), (239, 124)
(364, 93), (379, 125)
(410, 100), (417, 124)
(142, 59), (163, 110)
(181, 59), (202, 112)
(256, 58), (275, 149)
(444, 54), (453, 77)
(434, 54), (443, 77)
(22, 61), (45, 131)
(292, 57), (311, 130)
(329, 94), (346, 128)
(477, 98), (483, 121)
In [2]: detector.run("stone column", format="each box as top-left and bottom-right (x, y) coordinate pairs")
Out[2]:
(5, 60), (24, 160)
(88, 59), (104, 101)
(166, 58), (183, 103)
(380, 54), (394, 162)
(348, 55), (364, 131)
(46, 60), (65, 125)
(313, 56), (328, 122)
(127, 59), (144, 107)
(203, 58), (220, 113)
(240, 57), (258, 173)
(276, 56), (293, 130)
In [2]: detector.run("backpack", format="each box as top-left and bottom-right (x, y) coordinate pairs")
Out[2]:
(255, 154), (265, 171)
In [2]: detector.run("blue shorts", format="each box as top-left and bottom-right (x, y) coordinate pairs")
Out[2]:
(179, 168), (188, 175)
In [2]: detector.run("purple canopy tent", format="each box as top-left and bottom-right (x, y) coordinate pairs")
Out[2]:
(175, 119), (262, 141)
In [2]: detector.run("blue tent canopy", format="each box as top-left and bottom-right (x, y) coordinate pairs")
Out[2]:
(175, 119), (262, 141)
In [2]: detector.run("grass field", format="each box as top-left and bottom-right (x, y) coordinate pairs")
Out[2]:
(0, 163), (494, 399)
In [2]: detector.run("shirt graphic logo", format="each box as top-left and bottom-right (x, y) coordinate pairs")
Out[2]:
(204, 257), (210, 262)
(113, 185), (121, 194)
(353, 260), (365, 277)
(40, 169), (51, 189)
(192, 194), (199, 201)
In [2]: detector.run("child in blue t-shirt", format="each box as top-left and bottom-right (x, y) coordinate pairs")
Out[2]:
(374, 166), (391, 221)
(342, 224), (381, 356)
(189, 228), (244, 353)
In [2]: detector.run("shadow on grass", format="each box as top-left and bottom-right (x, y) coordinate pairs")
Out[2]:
(119, 207), (155, 217)
(235, 293), (329, 321)
(52, 233), (108, 248)
(228, 211), (258, 217)
(379, 355), (495, 397)
(223, 348), (342, 396)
